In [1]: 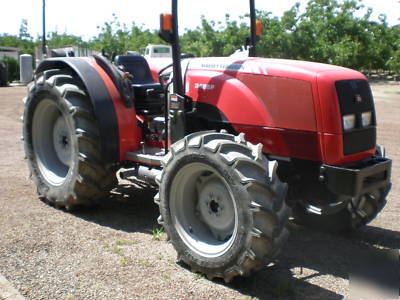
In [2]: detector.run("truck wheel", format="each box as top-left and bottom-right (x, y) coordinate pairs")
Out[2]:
(154, 132), (290, 282)
(23, 69), (118, 210)
(292, 185), (390, 233)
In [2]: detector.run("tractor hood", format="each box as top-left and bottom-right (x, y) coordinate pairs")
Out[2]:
(184, 57), (372, 165)
(186, 57), (361, 82)
(186, 57), (368, 132)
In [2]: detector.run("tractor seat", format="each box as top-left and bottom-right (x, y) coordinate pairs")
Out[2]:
(114, 55), (161, 88)
(114, 55), (164, 115)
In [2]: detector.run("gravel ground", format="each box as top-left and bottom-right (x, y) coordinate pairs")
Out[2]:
(0, 82), (399, 299)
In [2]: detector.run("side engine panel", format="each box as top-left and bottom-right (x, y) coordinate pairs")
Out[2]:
(185, 68), (323, 161)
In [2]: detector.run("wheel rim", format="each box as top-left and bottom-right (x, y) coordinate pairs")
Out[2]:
(170, 162), (238, 258)
(32, 99), (72, 186)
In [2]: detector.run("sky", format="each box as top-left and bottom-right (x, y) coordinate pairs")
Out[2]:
(1, 0), (399, 40)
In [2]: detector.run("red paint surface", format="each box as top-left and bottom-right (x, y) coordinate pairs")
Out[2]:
(321, 133), (375, 165)
(149, 57), (376, 166)
(238, 74), (317, 131)
(84, 58), (141, 160)
(186, 70), (270, 126)
(234, 125), (322, 161)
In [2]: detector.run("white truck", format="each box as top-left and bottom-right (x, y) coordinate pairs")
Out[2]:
(144, 44), (172, 58)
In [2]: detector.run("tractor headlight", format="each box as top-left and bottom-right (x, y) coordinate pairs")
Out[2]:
(343, 114), (356, 131)
(361, 111), (372, 127)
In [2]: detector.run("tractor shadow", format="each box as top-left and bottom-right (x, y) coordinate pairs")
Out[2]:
(72, 182), (159, 234)
(72, 183), (400, 299)
(225, 223), (400, 300)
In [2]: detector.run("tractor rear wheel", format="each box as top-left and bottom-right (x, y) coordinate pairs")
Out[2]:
(23, 69), (118, 210)
(155, 132), (290, 282)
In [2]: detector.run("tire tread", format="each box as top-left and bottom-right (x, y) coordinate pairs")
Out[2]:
(23, 68), (117, 210)
(155, 131), (290, 282)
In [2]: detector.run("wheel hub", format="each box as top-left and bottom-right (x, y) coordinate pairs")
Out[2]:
(32, 99), (71, 186)
(348, 192), (379, 220)
(170, 162), (238, 258)
(53, 116), (72, 167)
(208, 197), (221, 215)
(197, 177), (235, 241)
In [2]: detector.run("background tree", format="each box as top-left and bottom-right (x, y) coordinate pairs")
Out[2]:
(91, 14), (163, 57)
(181, 15), (248, 57)
(47, 32), (85, 49)
(0, 0), (399, 80)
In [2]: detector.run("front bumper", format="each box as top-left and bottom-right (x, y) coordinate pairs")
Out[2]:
(320, 156), (392, 198)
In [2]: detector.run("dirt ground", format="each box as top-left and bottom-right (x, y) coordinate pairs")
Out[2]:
(0, 82), (399, 299)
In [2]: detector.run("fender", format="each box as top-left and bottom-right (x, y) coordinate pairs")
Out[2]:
(36, 57), (141, 164)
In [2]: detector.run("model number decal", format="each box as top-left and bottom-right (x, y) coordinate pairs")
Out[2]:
(194, 83), (215, 90)
(200, 63), (244, 71)
(188, 58), (269, 75)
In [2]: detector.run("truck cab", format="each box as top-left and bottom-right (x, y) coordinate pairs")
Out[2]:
(144, 44), (172, 58)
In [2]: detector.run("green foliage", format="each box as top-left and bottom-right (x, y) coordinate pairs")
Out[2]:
(47, 32), (86, 49)
(257, 0), (399, 72)
(1, 57), (19, 82)
(179, 0), (399, 73)
(181, 15), (249, 57)
(0, 1), (399, 74)
(387, 49), (400, 74)
(193, 272), (206, 280)
(0, 61), (7, 85)
(115, 239), (130, 246)
(2, 19), (36, 57)
(150, 227), (165, 241)
(19, 19), (32, 41)
(139, 258), (150, 265)
(91, 14), (164, 57)
(385, 25), (400, 73)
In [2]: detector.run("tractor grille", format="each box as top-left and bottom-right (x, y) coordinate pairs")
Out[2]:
(335, 79), (376, 155)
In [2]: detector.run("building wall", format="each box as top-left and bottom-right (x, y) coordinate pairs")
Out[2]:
(0, 51), (19, 61)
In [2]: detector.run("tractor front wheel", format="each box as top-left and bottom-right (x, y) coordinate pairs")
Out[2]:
(155, 132), (290, 282)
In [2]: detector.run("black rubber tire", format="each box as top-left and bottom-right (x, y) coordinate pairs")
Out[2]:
(292, 185), (391, 233)
(154, 131), (290, 282)
(23, 68), (118, 210)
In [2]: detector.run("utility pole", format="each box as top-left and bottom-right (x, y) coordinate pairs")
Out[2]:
(249, 0), (257, 57)
(42, 0), (47, 57)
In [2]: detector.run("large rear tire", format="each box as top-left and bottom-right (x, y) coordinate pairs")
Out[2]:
(154, 132), (290, 282)
(23, 69), (118, 210)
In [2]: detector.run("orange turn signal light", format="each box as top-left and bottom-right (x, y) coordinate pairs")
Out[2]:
(162, 13), (173, 31)
(256, 20), (262, 36)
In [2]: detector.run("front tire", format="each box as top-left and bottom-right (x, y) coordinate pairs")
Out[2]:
(155, 132), (290, 282)
(23, 69), (118, 210)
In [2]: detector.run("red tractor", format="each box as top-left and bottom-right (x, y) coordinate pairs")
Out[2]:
(23, 0), (392, 282)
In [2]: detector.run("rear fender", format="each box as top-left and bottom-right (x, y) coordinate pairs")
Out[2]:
(36, 57), (141, 164)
